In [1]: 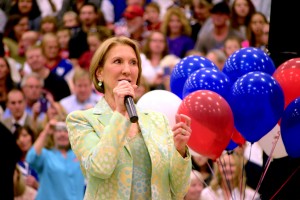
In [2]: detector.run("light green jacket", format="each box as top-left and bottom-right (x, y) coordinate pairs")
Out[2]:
(66, 98), (191, 200)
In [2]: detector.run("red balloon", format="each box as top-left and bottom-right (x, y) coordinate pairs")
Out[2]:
(273, 58), (300, 108)
(231, 128), (246, 146)
(177, 90), (234, 160)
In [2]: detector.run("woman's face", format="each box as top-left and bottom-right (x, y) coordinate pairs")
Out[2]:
(192, 0), (211, 22)
(0, 58), (9, 80)
(53, 125), (69, 150)
(14, 17), (29, 39)
(234, 0), (250, 18)
(41, 22), (56, 34)
(96, 44), (139, 96)
(87, 35), (101, 52)
(16, 129), (33, 153)
(18, 0), (33, 14)
(250, 13), (266, 36)
(149, 32), (166, 54)
(218, 154), (237, 182)
(185, 174), (204, 199)
(168, 14), (182, 35)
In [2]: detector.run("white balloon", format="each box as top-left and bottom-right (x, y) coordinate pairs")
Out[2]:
(258, 124), (288, 159)
(137, 90), (182, 127)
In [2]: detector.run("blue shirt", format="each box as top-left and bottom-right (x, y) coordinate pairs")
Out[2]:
(26, 147), (85, 200)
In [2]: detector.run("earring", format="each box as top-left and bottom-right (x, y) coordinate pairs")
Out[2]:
(98, 80), (102, 87)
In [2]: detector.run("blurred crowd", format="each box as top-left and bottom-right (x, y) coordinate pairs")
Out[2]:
(0, 0), (272, 199)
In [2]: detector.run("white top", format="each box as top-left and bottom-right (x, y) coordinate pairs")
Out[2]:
(60, 93), (102, 114)
(140, 53), (163, 85)
(201, 186), (261, 200)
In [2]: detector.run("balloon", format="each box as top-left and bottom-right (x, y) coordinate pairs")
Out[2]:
(177, 90), (234, 160)
(137, 90), (182, 127)
(170, 55), (218, 99)
(226, 141), (238, 151)
(272, 58), (300, 108)
(258, 124), (288, 159)
(223, 47), (276, 83)
(227, 71), (285, 143)
(281, 98), (300, 158)
(182, 67), (231, 100)
(226, 128), (246, 151)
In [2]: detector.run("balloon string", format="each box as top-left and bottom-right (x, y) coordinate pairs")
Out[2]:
(241, 144), (251, 200)
(252, 131), (281, 200)
(219, 154), (235, 200)
(269, 165), (300, 200)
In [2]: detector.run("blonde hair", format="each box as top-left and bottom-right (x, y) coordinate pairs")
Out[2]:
(41, 33), (59, 56)
(210, 153), (246, 191)
(161, 7), (192, 37)
(89, 36), (142, 93)
(72, 67), (91, 84)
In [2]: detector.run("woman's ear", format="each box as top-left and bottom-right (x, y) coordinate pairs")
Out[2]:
(96, 68), (102, 81)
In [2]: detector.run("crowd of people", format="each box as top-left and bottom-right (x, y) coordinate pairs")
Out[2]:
(0, 0), (273, 199)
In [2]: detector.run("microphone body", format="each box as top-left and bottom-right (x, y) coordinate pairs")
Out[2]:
(124, 96), (138, 123)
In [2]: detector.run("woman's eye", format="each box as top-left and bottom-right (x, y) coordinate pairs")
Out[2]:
(113, 59), (121, 64)
(130, 60), (137, 65)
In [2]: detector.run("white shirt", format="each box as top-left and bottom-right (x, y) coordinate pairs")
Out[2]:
(60, 93), (102, 114)
(201, 186), (260, 200)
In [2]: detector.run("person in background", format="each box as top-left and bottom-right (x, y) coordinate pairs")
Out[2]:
(13, 163), (37, 200)
(1, 89), (34, 134)
(184, 170), (205, 200)
(14, 125), (39, 190)
(9, 0), (41, 31)
(230, 0), (256, 39)
(60, 68), (102, 114)
(0, 56), (18, 112)
(161, 6), (195, 58)
(190, 149), (213, 186)
(61, 11), (81, 37)
(40, 33), (73, 84)
(68, 2), (102, 68)
(26, 120), (85, 200)
(66, 36), (192, 199)
(115, 4), (148, 48)
(39, 15), (58, 36)
(195, 1), (245, 55)
(3, 14), (29, 64)
(25, 45), (71, 101)
(223, 35), (242, 58)
(140, 30), (169, 89)
(144, 2), (161, 31)
(56, 27), (71, 59)
(0, 122), (21, 200)
(206, 48), (227, 70)
(242, 11), (268, 48)
(200, 152), (260, 200)
(190, 0), (213, 42)
(260, 22), (269, 52)
(78, 26), (112, 71)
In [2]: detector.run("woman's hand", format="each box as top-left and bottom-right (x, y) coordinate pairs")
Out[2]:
(172, 114), (192, 157)
(113, 80), (137, 117)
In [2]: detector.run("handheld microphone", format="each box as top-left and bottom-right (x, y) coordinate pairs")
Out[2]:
(125, 96), (138, 123)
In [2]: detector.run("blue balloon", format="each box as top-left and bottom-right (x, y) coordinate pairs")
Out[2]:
(281, 98), (300, 158)
(223, 47), (276, 84)
(226, 140), (238, 151)
(182, 68), (231, 100)
(170, 55), (218, 99)
(227, 71), (284, 143)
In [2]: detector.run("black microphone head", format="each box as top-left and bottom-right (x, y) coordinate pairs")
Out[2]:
(130, 116), (138, 123)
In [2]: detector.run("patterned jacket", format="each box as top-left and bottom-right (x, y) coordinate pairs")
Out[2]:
(66, 98), (191, 200)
